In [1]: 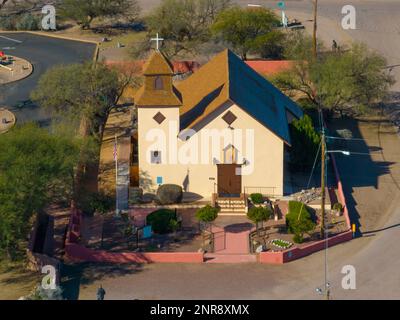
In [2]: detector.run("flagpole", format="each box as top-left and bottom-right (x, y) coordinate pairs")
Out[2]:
(114, 134), (119, 218)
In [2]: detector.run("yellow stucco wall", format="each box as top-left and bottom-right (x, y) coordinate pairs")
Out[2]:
(137, 102), (284, 199)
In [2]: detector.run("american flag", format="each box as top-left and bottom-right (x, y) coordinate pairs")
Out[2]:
(113, 135), (118, 161)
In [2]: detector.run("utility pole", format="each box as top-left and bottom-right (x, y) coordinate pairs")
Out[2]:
(313, 0), (318, 58)
(320, 131), (326, 239)
(321, 130), (330, 300)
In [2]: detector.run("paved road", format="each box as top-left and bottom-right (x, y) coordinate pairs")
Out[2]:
(0, 32), (96, 124)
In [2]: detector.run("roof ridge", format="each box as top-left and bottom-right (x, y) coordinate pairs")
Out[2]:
(225, 49), (231, 102)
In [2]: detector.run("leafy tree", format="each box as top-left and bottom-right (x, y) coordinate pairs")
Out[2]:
(133, 0), (231, 59)
(60, 0), (140, 29)
(31, 62), (139, 139)
(196, 205), (219, 224)
(196, 205), (219, 234)
(286, 201), (316, 243)
(0, 124), (83, 259)
(273, 36), (395, 116)
(289, 115), (321, 171)
(211, 6), (281, 60)
(247, 206), (273, 235)
(250, 193), (264, 204)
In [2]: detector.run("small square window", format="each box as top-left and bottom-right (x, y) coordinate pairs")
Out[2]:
(153, 112), (166, 124)
(222, 111), (237, 126)
(151, 150), (162, 164)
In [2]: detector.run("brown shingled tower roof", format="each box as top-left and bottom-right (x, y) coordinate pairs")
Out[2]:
(135, 51), (182, 107)
(142, 50), (174, 75)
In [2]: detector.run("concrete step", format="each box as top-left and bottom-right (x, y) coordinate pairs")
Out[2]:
(219, 208), (246, 213)
(204, 253), (257, 264)
(219, 208), (246, 211)
(217, 201), (246, 205)
(218, 206), (246, 210)
(218, 212), (247, 216)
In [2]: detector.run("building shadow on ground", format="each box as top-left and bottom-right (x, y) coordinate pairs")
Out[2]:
(327, 116), (397, 236)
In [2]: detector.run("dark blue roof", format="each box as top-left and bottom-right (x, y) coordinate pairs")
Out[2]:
(227, 50), (303, 145)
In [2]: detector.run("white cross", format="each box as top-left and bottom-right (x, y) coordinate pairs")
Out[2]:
(150, 33), (164, 51)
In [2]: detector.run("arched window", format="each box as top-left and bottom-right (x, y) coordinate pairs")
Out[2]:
(154, 76), (164, 90)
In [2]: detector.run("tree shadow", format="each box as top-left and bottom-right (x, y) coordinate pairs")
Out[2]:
(224, 223), (254, 234)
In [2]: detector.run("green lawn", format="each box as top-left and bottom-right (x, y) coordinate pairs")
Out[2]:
(99, 31), (146, 49)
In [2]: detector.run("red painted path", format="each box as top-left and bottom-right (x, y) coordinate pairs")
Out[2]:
(205, 225), (257, 263)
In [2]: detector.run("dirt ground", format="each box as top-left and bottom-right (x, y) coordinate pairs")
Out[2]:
(329, 115), (400, 233)
(0, 262), (40, 300)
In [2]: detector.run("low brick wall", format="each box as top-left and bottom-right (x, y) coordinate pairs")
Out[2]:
(331, 156), (351, 229)
(259, 230), (353, 264)
(65, 243), (203, 264)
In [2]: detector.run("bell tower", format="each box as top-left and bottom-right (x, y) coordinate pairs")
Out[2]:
(134, 50), (182, 192)
(136, 51), (182, 108)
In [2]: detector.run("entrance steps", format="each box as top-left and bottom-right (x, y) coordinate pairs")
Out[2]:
(204, 253), (257, 264)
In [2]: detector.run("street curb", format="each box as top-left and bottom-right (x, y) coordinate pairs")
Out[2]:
(0, 56), (33, 86)
(0, 108), (16, 134)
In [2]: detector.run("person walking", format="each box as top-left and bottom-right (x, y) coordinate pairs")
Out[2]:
(332, 40), (338, 52)
(97, 285), (106, 300)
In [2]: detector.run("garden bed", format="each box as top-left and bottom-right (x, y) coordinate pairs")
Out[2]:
(86, 209), (204, 253)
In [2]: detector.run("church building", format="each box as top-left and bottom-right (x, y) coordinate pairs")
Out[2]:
(130, 49), (303, 201)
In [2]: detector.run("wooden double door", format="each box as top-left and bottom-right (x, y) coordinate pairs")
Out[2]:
(217, 164), (242, 197)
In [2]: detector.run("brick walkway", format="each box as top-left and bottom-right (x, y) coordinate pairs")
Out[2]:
(204, 218), (257, 263)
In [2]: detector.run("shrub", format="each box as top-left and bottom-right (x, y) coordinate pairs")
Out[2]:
(169, 219), (180, 234)
(293, 233), (304, 244)
(247, 206), (273, 225)
(24, 285), (64, 300)
(333, 203), (343, 212)
(0, 17), (15, 30)
(80, 192), (114, 215)
(146, 209), (177, 234)
(156, 184), (183, 205)
(196, 205), (219, 223)
(250, 193), (264, 204)
(16, 14), (40, 31)
(286, 201), (316, 242)
(289, 115), (320, 171)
